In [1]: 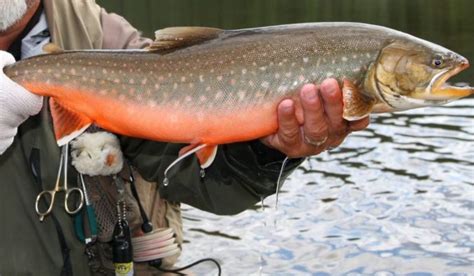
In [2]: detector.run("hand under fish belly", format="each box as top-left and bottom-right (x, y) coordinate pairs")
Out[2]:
(4, 22), (473, 165)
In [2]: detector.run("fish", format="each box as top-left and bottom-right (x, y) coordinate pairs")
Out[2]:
(4, 22), (473, 167)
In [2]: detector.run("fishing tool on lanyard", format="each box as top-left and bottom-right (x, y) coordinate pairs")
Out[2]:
(35, 143), (84, 221)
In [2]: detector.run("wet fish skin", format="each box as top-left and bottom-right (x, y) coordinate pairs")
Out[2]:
(4, 22), (472, 150)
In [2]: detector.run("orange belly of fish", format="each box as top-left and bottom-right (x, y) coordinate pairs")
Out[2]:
(25, 83), (280, 145)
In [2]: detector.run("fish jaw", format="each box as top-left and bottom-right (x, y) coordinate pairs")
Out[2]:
(412, 58), (473, 101)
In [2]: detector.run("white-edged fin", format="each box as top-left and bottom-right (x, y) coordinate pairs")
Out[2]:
(342, 80), (376, 120)
(163, 144), (208, 186)
(49, 98), (92, 146)
(57, 124), (91, 146)
(197, 145), (218, 169)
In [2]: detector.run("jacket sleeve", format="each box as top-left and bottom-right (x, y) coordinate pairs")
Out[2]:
(120, 138), (304, 215)
(98, 8), (304, 215)
(100, 8), (152, 49)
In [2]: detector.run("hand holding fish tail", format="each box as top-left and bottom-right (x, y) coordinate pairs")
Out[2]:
(260, 79), (369, 158)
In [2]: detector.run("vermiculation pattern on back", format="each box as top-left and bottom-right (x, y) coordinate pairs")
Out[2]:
(7, 23), (396, 113)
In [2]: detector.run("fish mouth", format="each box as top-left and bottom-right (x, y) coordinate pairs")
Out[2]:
(419, 60), (473, 101)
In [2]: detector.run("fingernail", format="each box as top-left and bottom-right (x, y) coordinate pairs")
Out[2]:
(280, 99), (293, 112)
(322, 80), (337, 95)
(302, 87), (317, 101)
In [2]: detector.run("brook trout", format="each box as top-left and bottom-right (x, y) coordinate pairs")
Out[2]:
(4, 22), (473, 166)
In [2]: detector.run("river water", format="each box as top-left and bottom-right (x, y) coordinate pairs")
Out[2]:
(97, 0), (474, 274)
(178, 98), (474, 275)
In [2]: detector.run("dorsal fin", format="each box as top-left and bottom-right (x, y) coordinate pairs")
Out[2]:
(42, 43), (64, 54)
(147, 26), (223, 53)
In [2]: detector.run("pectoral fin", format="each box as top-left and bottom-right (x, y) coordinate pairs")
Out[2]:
(179, 144), (218, 169)
(148, 27), (223, 53)
(49, 98), (92, 146)
(342, 80), (377, 121)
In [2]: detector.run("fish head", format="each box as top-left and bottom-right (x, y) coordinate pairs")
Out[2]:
(369, 38), (472, 111)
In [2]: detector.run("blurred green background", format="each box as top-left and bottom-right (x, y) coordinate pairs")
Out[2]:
(97, 0), (474, 82)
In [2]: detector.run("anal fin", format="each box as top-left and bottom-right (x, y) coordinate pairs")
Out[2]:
(49, 98), (92, 146)
(342, 80), (376, 121)
(179, 144), (218, 169)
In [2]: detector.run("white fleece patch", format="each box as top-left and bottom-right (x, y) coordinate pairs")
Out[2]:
(70, 132), (124, 176)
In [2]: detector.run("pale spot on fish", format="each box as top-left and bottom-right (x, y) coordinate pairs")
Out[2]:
(326, 72), (334, 77)
(200, 95), (207, 102)
(242, 69), (247, 75)
(230, 79), (236, 85)
(352, 68), (361, 73)
(303, 57), (309, 63)
(332, 59), (336, 64)
(261, 81), (270, 89)
(173, 83), (178, 90)
(366, 53), (371, 58)
(154, 83), (160, 90)
(299, 75), (305, 82)
(181, 76), (186, 82)
(119, 94), (126, 101)
(141, 78), (147, 85)
(102, 69), (107, 74)
(275, 73), (280, 79)
(99, 89), (107, 95)
(259, 66), (266, 71)
(238, 90), (246, 101)
(199, 75), (205, 82)
(215, 90), (223, 99)
(129, 79), (135, 84)
(148, 100), (157, 107)
(114, 78), (120, 84)
(249, 80), (255, 87)
(342, 56), (348, 62)
(185, 96), (192, 102)
(37, 69), (43, 74)
(206, 86), (211, 92)
(285, 72), (292, 77)
(353, 54), (358, 59)
(217, 76), (223, 81)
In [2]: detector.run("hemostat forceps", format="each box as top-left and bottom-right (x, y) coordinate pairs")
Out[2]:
(35, 144), (84, 221)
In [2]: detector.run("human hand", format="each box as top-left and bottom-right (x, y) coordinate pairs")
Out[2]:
(0, 50), (43, 154)
(260, 79), (369, 158)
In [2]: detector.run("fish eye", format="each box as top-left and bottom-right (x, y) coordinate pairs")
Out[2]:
(432, 55), (444, 67)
